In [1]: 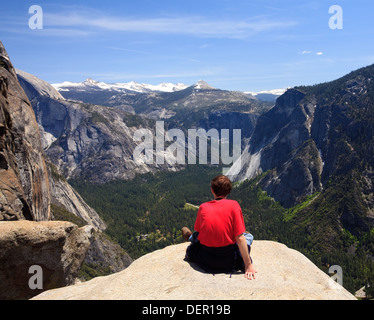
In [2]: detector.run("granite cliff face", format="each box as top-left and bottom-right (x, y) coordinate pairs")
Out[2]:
(0, 41), (50, 221)
(199, 110), (257, 142)
(228, 89), (323, 207)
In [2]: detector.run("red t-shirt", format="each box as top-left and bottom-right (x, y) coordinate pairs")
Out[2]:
(194, 199), (246, 248)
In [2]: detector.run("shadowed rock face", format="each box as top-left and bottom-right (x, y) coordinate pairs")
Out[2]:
(0, 41), (50, 221)
(0, 220), (93, 300)
(228, 89), (323, 207)
(31, 241), (356, 300)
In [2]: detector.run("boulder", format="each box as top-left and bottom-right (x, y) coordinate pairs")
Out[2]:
(0, 220), (93, 300)
(31, 241), (356, 300)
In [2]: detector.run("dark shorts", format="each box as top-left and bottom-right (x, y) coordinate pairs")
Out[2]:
(186, 237), (251, 274)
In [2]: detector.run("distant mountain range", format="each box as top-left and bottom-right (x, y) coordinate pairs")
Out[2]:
(52, 78), (189, 94)
(52, 78), (284, 103)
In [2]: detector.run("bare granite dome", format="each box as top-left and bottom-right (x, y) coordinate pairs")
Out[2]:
(32, 241), (355, 300)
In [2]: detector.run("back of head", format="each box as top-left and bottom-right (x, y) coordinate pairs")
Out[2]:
(211, 175), (232, 197)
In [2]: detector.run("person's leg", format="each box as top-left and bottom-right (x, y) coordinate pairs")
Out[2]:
(185, 233), (200, 261)
(243, 232), (253, 246)
(234, 233), (253, 270)
(243, 233), (253, 263)
(189, 231), (199, 244)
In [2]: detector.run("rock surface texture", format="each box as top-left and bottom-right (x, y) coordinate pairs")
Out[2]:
(0, 41), (50, 221)
(32, 241), (355, 300)
(0, 220), (93, 300)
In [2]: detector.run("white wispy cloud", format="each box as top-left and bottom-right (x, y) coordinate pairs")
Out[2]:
(299, 50), (324, 56)
(42, 11), (297, 39)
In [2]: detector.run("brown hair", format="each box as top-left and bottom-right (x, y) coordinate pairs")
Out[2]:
(211, 175), (232, 197)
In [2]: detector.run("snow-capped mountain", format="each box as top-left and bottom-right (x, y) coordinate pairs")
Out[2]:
(244, 88), (288, 102)
(52, 78), (189, 94)
(245, 88), (288, 96)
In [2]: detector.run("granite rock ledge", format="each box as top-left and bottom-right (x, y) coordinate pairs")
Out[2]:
(0, 220), (93, 299)
(32, 241), (356, 300)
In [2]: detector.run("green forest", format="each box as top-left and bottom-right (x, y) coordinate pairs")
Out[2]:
(70, 166), (218, 259)
(70, 165), (374, 297)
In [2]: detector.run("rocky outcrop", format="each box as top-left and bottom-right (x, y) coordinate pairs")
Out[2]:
(0, 220), (93, 300)
(31, 241), (355, 300)
(0, 41), (50, 221)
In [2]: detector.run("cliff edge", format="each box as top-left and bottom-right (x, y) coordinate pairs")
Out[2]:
(0, 220), (93, 299)
(32, 241), (356, 300)
(0, 41), (50, 221)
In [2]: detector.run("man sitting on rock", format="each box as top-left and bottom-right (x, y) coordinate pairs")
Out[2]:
(182, 175), (257, 279)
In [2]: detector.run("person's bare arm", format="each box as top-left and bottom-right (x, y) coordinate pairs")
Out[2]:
(236, 234), (257, 280)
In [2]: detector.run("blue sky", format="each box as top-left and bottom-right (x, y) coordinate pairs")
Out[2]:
(1, 0), (374, 91)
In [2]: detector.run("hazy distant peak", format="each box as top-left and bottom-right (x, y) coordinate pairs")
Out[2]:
(192, 80), (215, 90)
